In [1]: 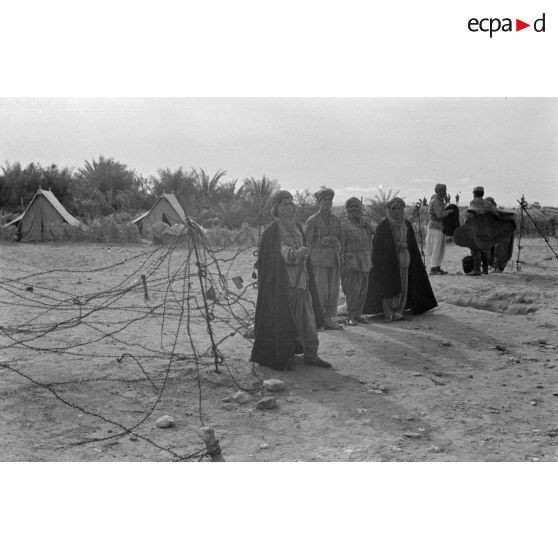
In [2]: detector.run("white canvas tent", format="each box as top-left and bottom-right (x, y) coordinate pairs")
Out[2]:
(132, 193), (186, 234)
(3, 189), (80, 241)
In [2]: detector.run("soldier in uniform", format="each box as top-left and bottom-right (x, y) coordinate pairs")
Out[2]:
(304, 186), (344, 330)
(340, 197), (374, 326)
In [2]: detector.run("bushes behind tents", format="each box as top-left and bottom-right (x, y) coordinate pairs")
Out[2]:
(4, 208), (553, 246)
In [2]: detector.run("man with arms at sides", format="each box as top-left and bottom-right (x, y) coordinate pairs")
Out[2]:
(425, 183), (454, 275)
(304, 186), (344, 330)
(340, 197), (373, 326)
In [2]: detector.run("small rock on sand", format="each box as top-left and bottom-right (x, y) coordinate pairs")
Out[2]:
(256, 396), (277, 410)
(232, 391), (254, 404)
(429, 445), (444, 453)
(263, 379), (286, 392)
(156, 415), (175, 428)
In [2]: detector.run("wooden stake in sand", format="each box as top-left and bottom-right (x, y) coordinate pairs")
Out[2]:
(199, 427), (225, 462)
(141, 274), (149, 301)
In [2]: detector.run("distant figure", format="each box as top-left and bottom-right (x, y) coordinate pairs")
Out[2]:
(425, 183), (454, 275)
(455, 204), (516, 275)
(340, 198), (373, 326)
(363, 197), (437, 322)
(455, 193), (460, 205)
(251, 190), (331, 370)
(422, 197), (428, 206)
(304, 187), (343, 330)
(469, 186), (487, 211)
(467, 187), (489, 274)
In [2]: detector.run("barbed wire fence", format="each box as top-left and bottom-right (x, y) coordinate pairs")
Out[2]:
(515, 196), (558, 271)
(0, 219), (261, 461)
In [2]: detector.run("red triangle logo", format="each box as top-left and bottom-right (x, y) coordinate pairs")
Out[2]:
(516, 19), (530, 31)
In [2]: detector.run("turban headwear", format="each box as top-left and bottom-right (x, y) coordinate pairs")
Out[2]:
(434, 183), (447, 196)
(345, 197), (361, 208)
(314, 187), (335, 202)
(473, 186), (485, 195)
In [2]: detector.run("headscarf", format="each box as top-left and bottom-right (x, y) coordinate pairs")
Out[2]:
(387, 198), (405, 231)
(387, 197), (407, 252)
(314, 186), (335, 202)
(434, 183), (447, 197)
(270, 190), (293, 217)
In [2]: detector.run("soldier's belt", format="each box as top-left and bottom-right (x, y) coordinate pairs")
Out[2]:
(319, 237), (340, 249)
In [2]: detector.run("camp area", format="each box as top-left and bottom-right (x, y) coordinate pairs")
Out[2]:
(0, 233), (556, 462)
(132, 193), (186, 234)
(3, 188), (80, 241)
(0, 98), (557, 463)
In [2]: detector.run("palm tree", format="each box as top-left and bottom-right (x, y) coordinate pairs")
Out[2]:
(75, 156), (138, 215)
(367, 187), (401, 224)
(237, 175), (280, 229)
(191, 168), (227, 203)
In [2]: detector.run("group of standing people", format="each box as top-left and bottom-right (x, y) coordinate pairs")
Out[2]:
(251, 182), (505, 372)
(424, 184), (501, 276)
(251, 186), (437, 372)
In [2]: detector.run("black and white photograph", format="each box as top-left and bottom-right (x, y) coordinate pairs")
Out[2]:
(1, 1), (556, 557)
(1, 97), (557, 463)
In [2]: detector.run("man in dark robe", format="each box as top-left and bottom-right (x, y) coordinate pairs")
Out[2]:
(454, 207), (516, 275)
(363, 198), (437, 318)
(251, 190), (330, 371)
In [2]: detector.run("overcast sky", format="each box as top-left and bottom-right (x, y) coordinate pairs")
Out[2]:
(1, 97), (556, 207)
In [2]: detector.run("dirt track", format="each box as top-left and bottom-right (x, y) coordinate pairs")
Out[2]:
(1, 238), (557, 461)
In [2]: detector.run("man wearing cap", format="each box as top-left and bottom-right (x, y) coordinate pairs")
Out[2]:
(425, 183), (454, 275)
(467, 186), (490, 275)
(340, 197), (373, 326)
(304, 186), (344, 330)
(251, 190), (332, 371)
(470, 186), (487, 211)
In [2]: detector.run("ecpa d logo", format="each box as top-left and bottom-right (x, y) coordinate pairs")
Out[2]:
(468, 13), (546, 37)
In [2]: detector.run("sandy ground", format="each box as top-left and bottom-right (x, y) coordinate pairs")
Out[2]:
(0, 237), (557, 461)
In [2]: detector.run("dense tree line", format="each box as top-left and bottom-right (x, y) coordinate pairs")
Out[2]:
(0, 157), (320, 228)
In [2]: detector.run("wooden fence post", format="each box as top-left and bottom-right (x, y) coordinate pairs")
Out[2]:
(141, 274), (149, 300)
(199, 427), (225, 462)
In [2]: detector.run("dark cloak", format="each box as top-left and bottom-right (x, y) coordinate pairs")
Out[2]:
(363, 218), (437, 315)
(442, 204), (460, 236)
(251, 220), (325, 369)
